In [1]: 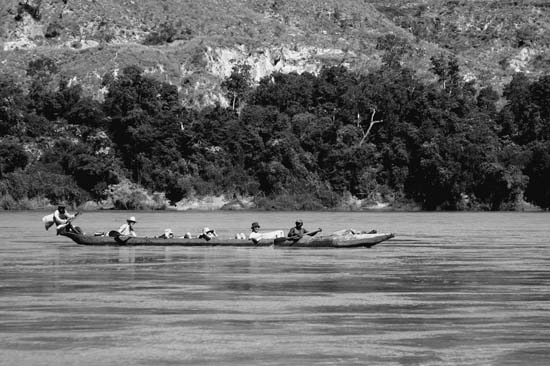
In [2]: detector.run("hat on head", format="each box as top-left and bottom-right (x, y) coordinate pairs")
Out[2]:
(127, 216), (137, 223)
(165, 228), (173, 235)
(295, 219), (303, 224)
(251, 222), (260, 229)
(57, 204), (66, 209)
(202, 227), (213, 234)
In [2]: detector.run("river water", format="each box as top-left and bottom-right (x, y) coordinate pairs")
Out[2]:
(1, 211), (549, 365)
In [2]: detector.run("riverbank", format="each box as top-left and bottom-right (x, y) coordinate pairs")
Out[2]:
(1, 192), (542, 212)
(0, 191), (407, 211)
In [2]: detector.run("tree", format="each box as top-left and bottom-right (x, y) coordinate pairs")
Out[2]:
(501, 73), (533, 144)
(430, 54), (460, 91)
(221, 63), (252, 110)
(524, 141), (550, 209)
(0, 142), (28, 178)
(376, 34), (411, 69)
(26, 57), (58, 78)
(66, 97), (105, 127)
(102, 65), (195, 196)
(407, 138), (463, 210)
(357, 108), (384, 146)
(529, 75), (550, 141)
(0, 74), (27, 136)
(26, 58), (61, 120)
(474, 162), (527, 210)
(477, 86), (499, 116)
(143, 21), (178, 45)
(40, 140), (120, 201)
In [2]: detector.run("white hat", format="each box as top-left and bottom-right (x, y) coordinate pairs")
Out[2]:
(165, 228), (173, 235)
(202, 227), (213, 234)
(127, 216), (137, 223)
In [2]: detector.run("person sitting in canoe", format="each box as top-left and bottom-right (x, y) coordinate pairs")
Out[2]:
(287, 219), (322, 242)
(157, 228), (174, 239)
(50, 204), (82, 235)
(249, 221), (262, 243)
(248, 222), (285, 244)
(117, 216), (137, 237)
(198, 227), (217, 241)
(330, 228), (377, 236)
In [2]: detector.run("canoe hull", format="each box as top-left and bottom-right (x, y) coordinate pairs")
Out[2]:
(60, 232), (272, 246)
(60, 232), (394, 248)
(274, 233), (395, 248)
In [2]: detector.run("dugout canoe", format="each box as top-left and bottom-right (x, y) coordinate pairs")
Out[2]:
(59, 231), (394, 248)
(273, 232), (395, 248)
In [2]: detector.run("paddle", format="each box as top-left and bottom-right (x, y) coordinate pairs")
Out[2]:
(274, 236), (289, 245)
(56, 210), (82, 235)
(306, 228), (322, 237)
(108, 230), (131, 244)
(69, 211), (83, 233)
(63, 210), (80, 224)
(288, 228), (322, 240)
(70, 210), (81, 223)
(275, 228), (323, 246)
(114, 235), (131, 244)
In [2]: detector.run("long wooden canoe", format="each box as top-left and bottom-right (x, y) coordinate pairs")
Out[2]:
(274, 233), (395, 248)
(60, 231), (394, 248)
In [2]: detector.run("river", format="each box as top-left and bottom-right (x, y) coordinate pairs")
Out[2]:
(0, 211), (549, 365)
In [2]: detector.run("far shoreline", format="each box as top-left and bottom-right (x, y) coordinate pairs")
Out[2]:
(3, 206), (543, 213)
(1, 194), (543, 212)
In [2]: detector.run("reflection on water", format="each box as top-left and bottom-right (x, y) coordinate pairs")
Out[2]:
(0, 211), (549, 365)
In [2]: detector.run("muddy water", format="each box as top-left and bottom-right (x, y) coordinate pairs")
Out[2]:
(1, 211), (549, 365)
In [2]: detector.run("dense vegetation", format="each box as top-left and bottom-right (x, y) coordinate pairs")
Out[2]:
(1, 51), (549, 210)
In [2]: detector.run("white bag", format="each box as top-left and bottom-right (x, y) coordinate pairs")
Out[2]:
(42, 214), (55, 230)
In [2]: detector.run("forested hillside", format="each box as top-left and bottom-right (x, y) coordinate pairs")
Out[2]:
(0, 0), (549, 210)
(2, 55), (549, 210)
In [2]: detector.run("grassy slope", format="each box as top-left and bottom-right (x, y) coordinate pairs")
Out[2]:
(0, 0), (549, 98)
(372, 0), (550, 88)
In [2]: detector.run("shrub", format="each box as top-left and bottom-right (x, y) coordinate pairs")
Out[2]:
(15, 2), (41, 21)
(516, 24), (538, 48)
(45, 21), (62, 38)
(105, 180), (167, 210)
(142, 22), (191, 45)
(0, 142), (29, 178)
(0, 169), (88, 206)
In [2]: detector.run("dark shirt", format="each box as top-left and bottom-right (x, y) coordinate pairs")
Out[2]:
(288, 227), (308, 238)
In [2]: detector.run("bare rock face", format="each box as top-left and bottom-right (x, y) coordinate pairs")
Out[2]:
(199, 44), (350, 107)
(508, 47), (539, 73)
(205, 45), (351, 81)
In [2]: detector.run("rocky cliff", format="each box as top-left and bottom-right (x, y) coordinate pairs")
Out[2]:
(1, 0), (549, 108)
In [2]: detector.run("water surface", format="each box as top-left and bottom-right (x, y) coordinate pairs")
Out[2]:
(1, 211), (549, 365)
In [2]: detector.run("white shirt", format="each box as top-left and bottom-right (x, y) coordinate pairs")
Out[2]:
(118, 223), (136, 237)
(248, 230), (285, 241)
(249, 232), (263, 241)
(54, 209), (74, 228)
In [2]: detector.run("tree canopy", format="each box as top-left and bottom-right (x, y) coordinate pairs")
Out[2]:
(1, 56), (549, 210)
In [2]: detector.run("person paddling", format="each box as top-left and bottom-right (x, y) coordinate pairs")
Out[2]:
(287, 219), (321, 242)
(118, 216), (137, 237)
(54, 204), (81, 234)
